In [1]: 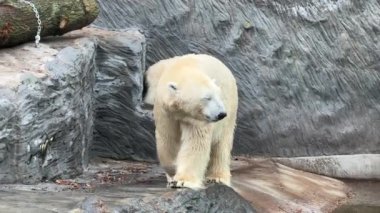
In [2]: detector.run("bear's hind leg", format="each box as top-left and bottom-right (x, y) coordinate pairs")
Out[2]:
(169, 124), (212, 190)
(206, 131), (233, 186)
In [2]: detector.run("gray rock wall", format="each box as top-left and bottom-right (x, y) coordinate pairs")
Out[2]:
(93, 0), (380, 157)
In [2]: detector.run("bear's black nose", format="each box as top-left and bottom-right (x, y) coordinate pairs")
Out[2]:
(217, 112), (227, 120)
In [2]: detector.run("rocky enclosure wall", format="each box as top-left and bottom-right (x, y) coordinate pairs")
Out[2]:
(93, 0), (380, 157)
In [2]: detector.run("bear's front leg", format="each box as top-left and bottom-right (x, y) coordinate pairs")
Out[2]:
(156, 131), (179, 184)
(169, 123), (212, 190)
(206, 131), (234, 187)
(154, 111), (181, 185)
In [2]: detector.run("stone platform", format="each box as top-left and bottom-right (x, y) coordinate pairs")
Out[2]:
(0, 158), (357, 213)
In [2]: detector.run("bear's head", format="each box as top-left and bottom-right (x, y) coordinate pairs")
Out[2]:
(163, 75), (227, 124)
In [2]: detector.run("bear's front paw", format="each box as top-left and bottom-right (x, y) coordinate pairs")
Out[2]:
(205, 176), (231, 186)
(168, 179), (204, 190)
(168, 180), (184, 188)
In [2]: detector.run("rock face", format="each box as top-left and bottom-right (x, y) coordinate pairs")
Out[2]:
(0, 40), (97, 183)
(76, 196), (110, 213)
(87, 28), (156, 161)
(93, 0), (380, 157)
(0, 28), (152, 183)
(114, 184), (256, 213)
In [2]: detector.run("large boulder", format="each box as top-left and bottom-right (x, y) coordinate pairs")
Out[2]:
(0, 28), (152, 183)
(86, 28), (156, 161)
(0, 39), (96, 183)
(113, 184), (256, 213)
(93, 0), (380, 158)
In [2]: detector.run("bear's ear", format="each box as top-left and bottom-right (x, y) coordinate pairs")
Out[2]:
(168, 82), (178, 93)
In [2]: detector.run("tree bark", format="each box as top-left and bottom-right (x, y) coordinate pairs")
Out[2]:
(0, 0), (99, 48)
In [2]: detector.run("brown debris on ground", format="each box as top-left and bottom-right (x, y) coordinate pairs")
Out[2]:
(50, 158), (161, 191)
(54, 179), (91, 190)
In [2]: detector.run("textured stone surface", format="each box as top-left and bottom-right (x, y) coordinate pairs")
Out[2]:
(274, 154), (380, 179)
(93, 0), (380, 157)
(77, 196), (110, 213)
(114, 184), (256, 213)
(0, 40), (96, 183)
(87, 28), (156, 161)
(0, 27), (149, 183)
(64, 28), (155, 161)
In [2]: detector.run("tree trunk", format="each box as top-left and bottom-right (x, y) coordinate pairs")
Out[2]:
(0, 0), (99, 48)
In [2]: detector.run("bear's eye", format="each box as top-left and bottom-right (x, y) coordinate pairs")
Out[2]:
(203, 96), (212, 101)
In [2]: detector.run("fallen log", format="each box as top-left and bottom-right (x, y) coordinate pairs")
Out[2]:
(0, 0), (99, 48)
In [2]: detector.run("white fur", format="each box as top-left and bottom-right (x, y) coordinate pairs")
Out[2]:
(144, 54), (238, 189)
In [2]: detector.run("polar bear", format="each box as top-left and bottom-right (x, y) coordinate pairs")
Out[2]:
(144, 54), (238, 189)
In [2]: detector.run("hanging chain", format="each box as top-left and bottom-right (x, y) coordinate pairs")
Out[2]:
(19, 0), (42, 47)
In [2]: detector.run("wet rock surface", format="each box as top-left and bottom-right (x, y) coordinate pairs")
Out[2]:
(232, 157), (349, 212)
(93, 0), (380, 157)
